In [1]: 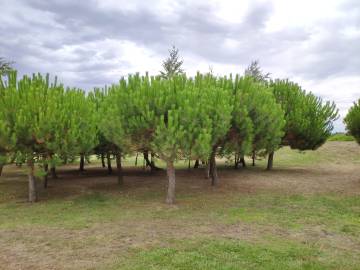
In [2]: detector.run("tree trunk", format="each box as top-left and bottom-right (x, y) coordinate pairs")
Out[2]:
(144, 151), (161, 171)
(50, 166), (58, 179)
(194, 159), (199, 169)
(106, 152), (112, 174)
(115, 152), (123, 185)
(80, 154), (85, 171)
(101, 153), (106, 168)
(165, 160), (176, 204)
(267, 152), (274, 171)
(0, 165), (3, 177)
(252, 151), (255, 166)
(205, 162), (210, 179)
(43, 162), (49, 189)
(210, 148), (218, 186)
(234, 154), (239, 169)
(135, 153), (138, 166)
(28, 158), (37, 203)
(240, 156), (246, 167)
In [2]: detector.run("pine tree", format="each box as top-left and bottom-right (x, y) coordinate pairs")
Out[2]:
(244, 60), (270, 83)
(269, 79), (338, 169)
(344, 99), (360, 144)
(0, 57), (13, 75)
(160, 46), (184, 79)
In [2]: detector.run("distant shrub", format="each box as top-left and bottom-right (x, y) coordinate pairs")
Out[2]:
(328, 133), (354, 141)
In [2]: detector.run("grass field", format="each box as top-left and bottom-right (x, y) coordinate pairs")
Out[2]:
(0, 141), (359, 269)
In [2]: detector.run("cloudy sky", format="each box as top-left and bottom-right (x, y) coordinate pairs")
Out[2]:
(1, 0), (359, 131)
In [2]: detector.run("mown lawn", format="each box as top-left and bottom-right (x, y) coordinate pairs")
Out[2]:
(0, 141), (359, 269)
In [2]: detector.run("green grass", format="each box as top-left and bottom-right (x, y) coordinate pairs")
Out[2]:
(0, 142), (360, 269)
(328, 133), (354, 141)
(115, 238), (358, 270)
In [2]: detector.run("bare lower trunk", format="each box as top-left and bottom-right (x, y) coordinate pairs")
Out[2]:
(135, 153), (138, 166)
(234, 154), (239, 169)
(205, 162), (210, 179)
(101, 153), (106, 168)
(0, 165), (3, 177)
(267, 152), (274, 170)
(28, 158), (37, 203)
(50, 166), (58, 179)
(116, 152), (123, 185)
(143, 151), (161, 172)
(240, 156), (246, 167)
(43, 162), (49, 188)
(193, 159), (199, 169)
(107, 152), (112, 174)
(210, 148), (218, 186)
(252, 151), (255, 166)
(80, 154), (85, 171)
(165, 160), (176, 204)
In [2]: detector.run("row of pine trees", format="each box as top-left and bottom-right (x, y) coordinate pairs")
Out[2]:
(0, 68), (339, 203)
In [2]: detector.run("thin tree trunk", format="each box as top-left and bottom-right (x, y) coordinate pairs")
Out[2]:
(188, 159), (191, 170)
(240, 156), (246, 167)
(165, 160), (176, 204)
(0, 165), (3, 177)
(135, 153), (138, 166)
(80, 154), (85, 171)
(28, 158), (37, 203)
(234, 154), (239, 169)
(194, 159), (199, 169)
(115, 152), (123, 185)
(101, 153), (106, 168)
(43, 162), (49, 189)
(106, 152), (112, 174)
(144, 151), (161, 171)
(252, 151), (255, 166)
(210, 147), (219, 186)
(50, 166), (58, 179)
(267, 152), (274, 171)
(205, 162), (210, 179)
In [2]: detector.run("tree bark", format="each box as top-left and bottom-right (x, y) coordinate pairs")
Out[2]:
(0, 165), (3, 177)
(43, 162), (49, 189)
(80, 154), (85, 171)
(234, 154), (239, 169)
(28, 158), (37, 203)
(205, 162), (210, 179)
(210, 148), (218, 186)
(106, 152), (112, 174)
(194, 159), (199, 169)
(101, 153), (106, 168)
(240, 156), (246, 167)
(252, 151), (255, 166)
(267, 152), (274, 171)
(135, 153), (138, 166)
(50, 166), (58, 179)
(165, 160), (176, 204)
(144, 151), (161, 171)
(115, 152), (123, 185)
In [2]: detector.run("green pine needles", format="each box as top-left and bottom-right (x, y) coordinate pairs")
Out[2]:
(0, 70), (339, 204)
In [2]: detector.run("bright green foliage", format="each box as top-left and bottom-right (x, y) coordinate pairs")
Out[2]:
(271, 79), (338, 150)
(0, 71), (63, 156)
(344, 99), (360, 144)
(237, 76), (284, 156)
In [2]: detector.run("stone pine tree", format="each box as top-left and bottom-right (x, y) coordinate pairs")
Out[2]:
(98, 82), (132, 185)
(268, 79), (338, 169)
(0, 71), (65, 202)
(236, 76), (285, 168)
(160, 46), (184, 79)
(192, 73), (233, 185)
(344, 99), (360, 144)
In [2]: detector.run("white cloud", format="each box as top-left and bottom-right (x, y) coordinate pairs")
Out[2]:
(0, 0), (359, 132)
